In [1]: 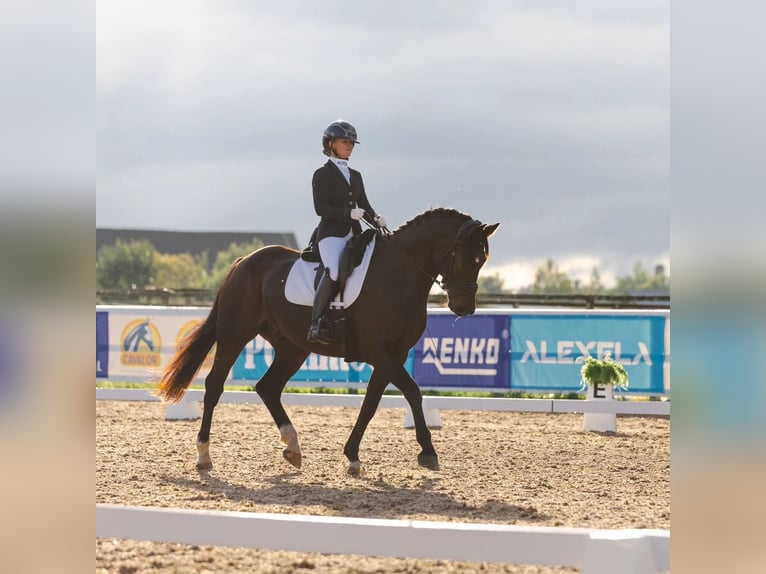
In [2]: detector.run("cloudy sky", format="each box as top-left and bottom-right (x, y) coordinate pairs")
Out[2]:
(97, 0), (669, 290)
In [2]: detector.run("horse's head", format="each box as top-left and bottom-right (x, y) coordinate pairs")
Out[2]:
(439, 219), (500, 316)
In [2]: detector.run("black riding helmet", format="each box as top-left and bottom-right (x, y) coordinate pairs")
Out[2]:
(322, 120), (359, 156)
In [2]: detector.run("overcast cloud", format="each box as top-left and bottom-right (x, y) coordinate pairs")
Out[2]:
(97, 0), (669, 289)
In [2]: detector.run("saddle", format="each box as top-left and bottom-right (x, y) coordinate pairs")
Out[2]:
(296, 228), (378, 362)
(301, 228), (377, 301)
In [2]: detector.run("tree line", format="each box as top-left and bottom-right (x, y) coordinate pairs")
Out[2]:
(477, 258), (669, 295)
(97, 239), (669, 295)
(96, 238), (265, 291)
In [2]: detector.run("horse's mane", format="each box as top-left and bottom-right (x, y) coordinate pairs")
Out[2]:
(391, 207), (471, 235)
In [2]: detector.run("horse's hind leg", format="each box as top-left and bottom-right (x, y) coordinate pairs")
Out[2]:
(195, 347), (242, 471)
(254, 345), (308, 469)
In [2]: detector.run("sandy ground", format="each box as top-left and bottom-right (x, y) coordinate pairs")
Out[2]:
(96, 399), (669, 573)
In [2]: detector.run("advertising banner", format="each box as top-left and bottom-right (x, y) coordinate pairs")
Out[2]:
(97, 306), (380, 385)
(412, 314), (511, 389)
(232, 336), (376, 384)
(96, 311), (109, 378)
(100, 307), (210, 383)
(510, 314), (667, 393)
(96, 306), (668, 393)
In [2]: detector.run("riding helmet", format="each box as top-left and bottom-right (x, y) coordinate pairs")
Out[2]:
(322, 120), (359, 156)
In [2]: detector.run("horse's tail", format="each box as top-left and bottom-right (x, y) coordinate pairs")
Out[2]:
(155, 296), (219, 403)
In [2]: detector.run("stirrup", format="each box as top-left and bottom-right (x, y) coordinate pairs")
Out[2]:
(307, 318), (332, 345)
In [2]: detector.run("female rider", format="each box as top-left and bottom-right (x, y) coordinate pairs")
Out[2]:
(307, 120), (387, 344)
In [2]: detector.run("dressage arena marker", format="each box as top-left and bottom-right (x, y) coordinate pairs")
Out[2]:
(163, 392), (203, 420)
(96, 503), (669, 573)
(403, 403), (443, 429)
(582, 382), (617, 432)
(97, 388), (669, 424)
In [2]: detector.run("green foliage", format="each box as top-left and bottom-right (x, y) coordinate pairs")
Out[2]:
(523, 258), (669, 294)
(207, 239), (265, 289)
(579, 354), (629, 390)
(96, 237), (267, 292)
(478, 272), (507, 294)
(195, 250), (210, 273)
(153, 252), (208, 289)
(96, 239), (156, 289)
(531, 259), (574, 293)
(96, 234), (670, 300)
(98, 381), (662, 400)
(285, 386), (361, 395)
(584, 266), (605, 293)
(613, 262), (670, 293)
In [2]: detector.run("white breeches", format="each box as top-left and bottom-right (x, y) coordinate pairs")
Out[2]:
(318, 231), (353, 281)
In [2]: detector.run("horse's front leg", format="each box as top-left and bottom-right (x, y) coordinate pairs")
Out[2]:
(343, 370), (389, 476)
(389, 365), (439, 470)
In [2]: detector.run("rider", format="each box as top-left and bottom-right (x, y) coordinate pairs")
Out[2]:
(306, 120), (387, 344)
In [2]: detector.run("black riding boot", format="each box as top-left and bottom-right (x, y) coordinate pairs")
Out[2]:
(307, 270), (338, 345)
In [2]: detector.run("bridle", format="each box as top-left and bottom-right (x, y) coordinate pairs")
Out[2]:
(369, 217), (485, 295)
(435, 218), (484, 295)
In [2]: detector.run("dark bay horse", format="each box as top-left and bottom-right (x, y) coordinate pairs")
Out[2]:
(157, 208), (499, 474)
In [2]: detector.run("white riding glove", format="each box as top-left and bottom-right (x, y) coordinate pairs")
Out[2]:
(350, 208), (366, 220)
(374, 215), (388, 228)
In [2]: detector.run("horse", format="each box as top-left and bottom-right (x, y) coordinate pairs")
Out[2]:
(157, 208), (499, 475)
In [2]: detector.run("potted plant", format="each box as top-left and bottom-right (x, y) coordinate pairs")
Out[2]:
(577, 354), (629, 432)
(579, 353), (629, 392)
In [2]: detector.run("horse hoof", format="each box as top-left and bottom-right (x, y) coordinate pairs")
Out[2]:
(347, 461), (365, 477)
(418, 453), (440, 471)
(283, 449), (302, 469)
(196, 461), (213, 471)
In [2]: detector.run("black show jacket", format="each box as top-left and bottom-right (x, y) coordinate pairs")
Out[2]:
(312, 160), (378, 241)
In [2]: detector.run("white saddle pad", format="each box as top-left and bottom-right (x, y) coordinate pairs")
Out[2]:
(285, 236), (376, 308)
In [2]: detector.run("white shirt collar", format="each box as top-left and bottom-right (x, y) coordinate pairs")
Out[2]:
(330, 157), (349, 168)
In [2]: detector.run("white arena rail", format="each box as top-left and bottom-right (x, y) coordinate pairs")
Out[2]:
(96, 503), (670, 574)
(95, 387), (670, 416)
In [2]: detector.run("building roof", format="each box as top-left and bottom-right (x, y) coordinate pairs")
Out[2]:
(97, 228), (300, 261)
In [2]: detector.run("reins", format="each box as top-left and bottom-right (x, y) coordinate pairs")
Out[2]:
(362, 218), (481, 295)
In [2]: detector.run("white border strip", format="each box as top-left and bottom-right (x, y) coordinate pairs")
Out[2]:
(97, 305), (670, 317)
(96, 504), (669, 572)
(96, 388), (669, 416)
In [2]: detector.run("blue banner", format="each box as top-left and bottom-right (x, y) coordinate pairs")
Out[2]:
(232, 335), (377, 384)
(95, 306), (669, 393)
(412, 314), (511, 389)
(510, 314), (666, 393)
(96, 311), (109, 378)
(0, 317), (19, 401)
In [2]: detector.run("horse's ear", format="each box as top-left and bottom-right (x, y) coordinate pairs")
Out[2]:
(480, 223), (500, 238)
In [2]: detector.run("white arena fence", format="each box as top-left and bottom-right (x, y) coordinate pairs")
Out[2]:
(96, 387), (670, 417)
(96, 503), (670, 573)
